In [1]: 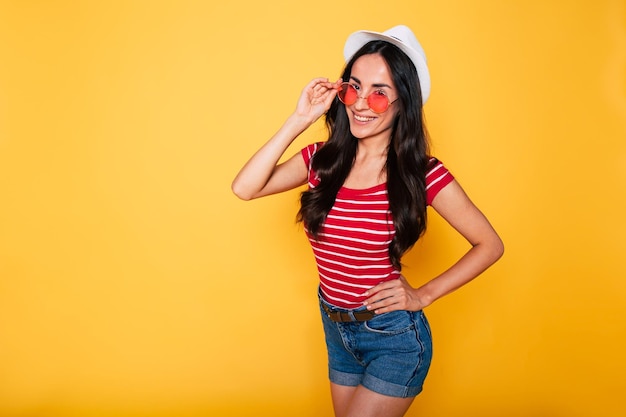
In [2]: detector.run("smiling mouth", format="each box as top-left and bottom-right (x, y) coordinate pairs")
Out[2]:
(354, 114), (375, 122)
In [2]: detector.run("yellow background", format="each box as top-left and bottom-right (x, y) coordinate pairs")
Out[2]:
(1, 1), (625, 416)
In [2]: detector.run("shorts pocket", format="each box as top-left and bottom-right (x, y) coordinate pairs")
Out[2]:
(364, 311), (414, 335)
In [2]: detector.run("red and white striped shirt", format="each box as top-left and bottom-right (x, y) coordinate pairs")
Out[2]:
(301, 142), (454, 309)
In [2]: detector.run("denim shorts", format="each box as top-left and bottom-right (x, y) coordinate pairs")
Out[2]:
(319, 294), (433, 398)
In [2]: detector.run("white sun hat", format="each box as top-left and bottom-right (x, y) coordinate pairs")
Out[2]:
(343, 25), (431, 103)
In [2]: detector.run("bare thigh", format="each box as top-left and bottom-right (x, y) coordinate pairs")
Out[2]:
(330, 382), (415, 417)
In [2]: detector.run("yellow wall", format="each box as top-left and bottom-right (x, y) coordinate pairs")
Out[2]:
(1, 1), (624, 416)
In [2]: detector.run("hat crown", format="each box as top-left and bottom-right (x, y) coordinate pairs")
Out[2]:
(343, 25), (431, 103)
(384, 25), (426, 61)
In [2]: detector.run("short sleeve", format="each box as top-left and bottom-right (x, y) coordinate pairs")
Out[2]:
(300, 142), (324, 188)
(426, 158), (454, 205)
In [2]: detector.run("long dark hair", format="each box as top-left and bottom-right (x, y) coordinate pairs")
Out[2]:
(297, 40), (431, 270)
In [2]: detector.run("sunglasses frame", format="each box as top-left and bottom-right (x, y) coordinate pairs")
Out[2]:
(337, 82), (397, 114)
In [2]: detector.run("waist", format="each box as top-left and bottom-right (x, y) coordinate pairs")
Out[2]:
(321, 302), (376, 322)
(319, 290), (375, 322)
(318, 274), (400, 309)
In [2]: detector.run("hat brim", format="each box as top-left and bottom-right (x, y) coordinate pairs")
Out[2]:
(343, 30), (431, 103)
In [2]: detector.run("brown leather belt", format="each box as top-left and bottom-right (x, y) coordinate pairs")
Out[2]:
(322, 303), (375, 322)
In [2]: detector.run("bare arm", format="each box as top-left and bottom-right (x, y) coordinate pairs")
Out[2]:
(231, 78), (341, 200)
(363, 180), (504, 313)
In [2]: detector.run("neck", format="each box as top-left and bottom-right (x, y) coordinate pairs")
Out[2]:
(355, 138), (390, 161)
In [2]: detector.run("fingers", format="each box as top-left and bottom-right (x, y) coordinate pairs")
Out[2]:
(305, 77), (335, 92)
(302, 78), (335, 103)
(314, 81), (339, 97)
(362, 277), (421, 313)
(309, 78), (344, 96)
(327, 78), (343, 91)
(294, 77), (339, 120)
(362, 281), (401, 312)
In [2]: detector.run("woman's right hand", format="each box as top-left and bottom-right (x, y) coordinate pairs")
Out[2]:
(231, 78), (340, 201)
(294, 77), (342, 124)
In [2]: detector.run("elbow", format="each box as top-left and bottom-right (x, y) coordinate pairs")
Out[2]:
(491, 235), (505, 262)
(231, 181), (254, 201)
(475, 234), (504, 264)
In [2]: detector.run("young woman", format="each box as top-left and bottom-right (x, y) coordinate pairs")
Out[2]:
(232, 25), (504, 417)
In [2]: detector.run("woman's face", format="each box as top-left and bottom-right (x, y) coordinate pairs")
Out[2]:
(344, 53), (399, 144)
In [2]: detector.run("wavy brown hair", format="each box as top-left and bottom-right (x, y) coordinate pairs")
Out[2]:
(297, 40), (431, 270)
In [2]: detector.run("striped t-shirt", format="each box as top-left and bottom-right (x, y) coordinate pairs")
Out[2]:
(300, 142), (454, 309)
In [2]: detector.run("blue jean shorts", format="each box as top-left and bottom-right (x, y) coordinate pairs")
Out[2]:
(319, 294), (433, 398)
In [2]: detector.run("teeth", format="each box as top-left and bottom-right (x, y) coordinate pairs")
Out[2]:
(354, 115), (375, 122)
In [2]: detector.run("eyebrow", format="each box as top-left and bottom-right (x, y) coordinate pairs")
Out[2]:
(350, 76), (393, 89)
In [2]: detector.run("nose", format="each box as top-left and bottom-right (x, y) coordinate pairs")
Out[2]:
(353, 95), (369, 111)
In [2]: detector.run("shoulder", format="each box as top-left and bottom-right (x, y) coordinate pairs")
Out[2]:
(426, 157), (453, 181)
(426, 157), (455, 205)
(300, 141), (325, 166)
(301, 142), (326, 188)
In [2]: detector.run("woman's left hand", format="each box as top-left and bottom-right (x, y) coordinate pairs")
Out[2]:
(362, 276), (428, 314)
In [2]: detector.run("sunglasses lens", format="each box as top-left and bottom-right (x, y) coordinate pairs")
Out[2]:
(367, 91), (390, 113)
(338, 84), (358, 105)
(338, 84), (392, 113)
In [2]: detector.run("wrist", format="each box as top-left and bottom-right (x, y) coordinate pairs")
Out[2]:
(289, 110), (320, 128)
(414, 286), (436, 309)
(276, 114), (314, 142)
